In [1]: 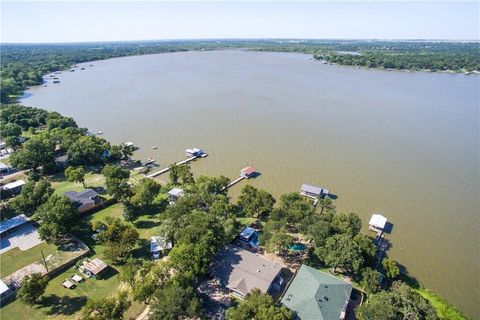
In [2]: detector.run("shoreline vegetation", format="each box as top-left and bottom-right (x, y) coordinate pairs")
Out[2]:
(0, 103), (471, 319)
(1, 39), (479, 102)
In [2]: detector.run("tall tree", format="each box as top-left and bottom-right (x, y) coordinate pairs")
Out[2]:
(65, 166), (86, 188)
(10, 178), (54, 216)
(150, 280), (201, 320)
(81, 291), (131, 320)
(35, 194), (79, 243)
(238, 185), (276, 218)
(94, 217), (139, 263)
(316, 233), (364, 274)
(9, 134), (56, 173)
(265, 230), (293, 254)
(130, 178), (161, 208)
(360, 267), (382, 294)
(226, 289), (293, 320)
(382, 257), (400, 279)
(17, 273), (48, 305)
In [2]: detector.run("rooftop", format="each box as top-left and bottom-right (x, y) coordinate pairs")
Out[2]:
(209, 245), (283, 297)
(2, 179), (26, 190)
(239, 227), (255, 240)
(167, 187), (184, 197)
(281, 265), (353, 320)
(300, 184), (329, 196)
(369, 214), (387, 229)
(64, 189), (100, 206)
(84, 258), (108, 275)
(0, 214), (29, 234)
(240, 166), (257, 175)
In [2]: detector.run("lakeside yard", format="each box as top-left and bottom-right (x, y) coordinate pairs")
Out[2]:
(0, 202), (150, 320)
(0, 242), (57, 279)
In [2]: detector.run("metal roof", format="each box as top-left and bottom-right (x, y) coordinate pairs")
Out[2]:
(2, 179), (26, 190)
(281, 265), (352, 320)
(167, 188), (184, 197)
(369, 214), (387, 229)
(0, 214), (29, 234)
(84, 258), (108, 275)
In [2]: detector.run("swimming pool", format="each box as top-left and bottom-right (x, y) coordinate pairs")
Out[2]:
(289, 243), (307, 251)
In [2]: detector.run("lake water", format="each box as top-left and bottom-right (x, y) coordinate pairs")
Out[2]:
(21, 50), (479, 317)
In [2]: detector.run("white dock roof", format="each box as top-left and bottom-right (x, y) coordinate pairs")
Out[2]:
(369, 214), (387, 229)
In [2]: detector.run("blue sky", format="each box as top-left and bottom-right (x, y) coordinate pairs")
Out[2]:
(1, 1), (479, 43)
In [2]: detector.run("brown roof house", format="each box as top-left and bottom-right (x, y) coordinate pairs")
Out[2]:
(209, 245), (284, 299)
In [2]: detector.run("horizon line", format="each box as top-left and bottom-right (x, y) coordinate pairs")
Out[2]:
(2, 37), (479, 45)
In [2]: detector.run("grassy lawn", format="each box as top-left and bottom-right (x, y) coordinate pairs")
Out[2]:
(0, 242), (58, 278)
(0, 204), (135, 319)
(51, 172), (107, 196)
(0, 197), (164, 319)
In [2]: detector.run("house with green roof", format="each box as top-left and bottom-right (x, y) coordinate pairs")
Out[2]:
(281, 264), (352, 320)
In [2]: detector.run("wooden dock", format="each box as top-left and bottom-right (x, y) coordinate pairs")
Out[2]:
(145, 156), (198, 178)
(225, 176), (245, 189)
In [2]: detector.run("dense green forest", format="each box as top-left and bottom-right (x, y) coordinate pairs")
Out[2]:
(1, 39), (479, 102)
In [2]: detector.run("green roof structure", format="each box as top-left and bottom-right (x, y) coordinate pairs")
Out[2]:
(281, 265), (353, 320)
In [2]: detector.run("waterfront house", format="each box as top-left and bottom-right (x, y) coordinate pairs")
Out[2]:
(0, 214), (29, 236)
(209, 245), (284, 299)
(300, 184), (329, 198)
(281, 264), (352, 320)
(64, 189), (102, 213)
(150, 236), (173, 260)
(369, 214), (387, 232)
(1, 179), (26, 195)
(167, 187), (184, 203)
(83, 258), (108, 278)
(240, 166), (257, 179)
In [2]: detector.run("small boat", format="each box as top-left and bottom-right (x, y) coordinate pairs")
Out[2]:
(53, 77), (59, 80)
(53, 80), (60, 84)
(70, 69), (75, 72)
(80, 67), (85, 70)
(97, 131), (103, 135)
(152, 146), (158, 149)
(146, 158), (155, 164)
(42, 84), (47, 87)
(89, 64), (94, 67)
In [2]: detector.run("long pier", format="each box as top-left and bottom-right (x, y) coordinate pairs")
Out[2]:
(146, 155), (198, 178)
(225, 176), (245, 189)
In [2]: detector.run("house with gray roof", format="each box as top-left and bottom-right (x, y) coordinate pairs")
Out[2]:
(64, 189), (102, 213)
(209, 245), (284, 299)
(281, 264), (352, 320)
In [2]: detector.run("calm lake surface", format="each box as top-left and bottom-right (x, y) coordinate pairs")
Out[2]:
(21, 50), (479, 317)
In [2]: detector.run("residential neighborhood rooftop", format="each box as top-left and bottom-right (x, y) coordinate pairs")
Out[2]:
(84, 258), (108, 275)
(209, 245), (283, 297)
(0, 214), (29, 235)
(281, 264), (353, 320)
(2, 179), (26, 191)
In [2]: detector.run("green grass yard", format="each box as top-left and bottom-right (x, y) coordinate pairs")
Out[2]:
(0, 242), (58, 278)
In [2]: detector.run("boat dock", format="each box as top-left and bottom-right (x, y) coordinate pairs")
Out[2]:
(223, 166), (258, 190)
(145, 148), (207, 178)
